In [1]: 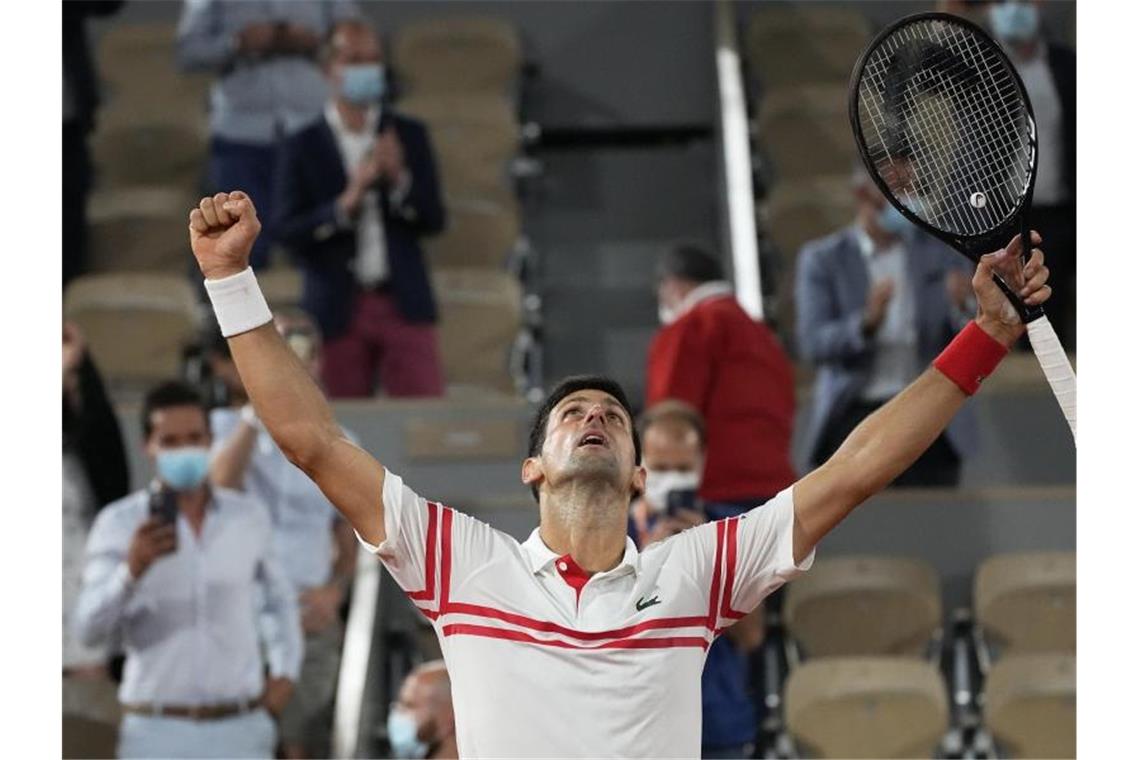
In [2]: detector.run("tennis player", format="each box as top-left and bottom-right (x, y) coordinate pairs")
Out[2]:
(190, 191), (1050, 758)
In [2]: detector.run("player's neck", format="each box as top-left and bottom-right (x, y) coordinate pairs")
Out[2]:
(539, 485), (628, 573)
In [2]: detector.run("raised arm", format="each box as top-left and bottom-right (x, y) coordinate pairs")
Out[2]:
(790, 234), (1051, 563)
(188, 192), (387, 545)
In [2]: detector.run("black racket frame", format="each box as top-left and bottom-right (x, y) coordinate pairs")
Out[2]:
(848, 11), (1043, 323)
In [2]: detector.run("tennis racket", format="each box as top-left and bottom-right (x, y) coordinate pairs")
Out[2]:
(849, 12), (1076, 439)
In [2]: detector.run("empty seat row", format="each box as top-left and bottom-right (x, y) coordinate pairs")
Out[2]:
(785, 652), (1075, 759)
(63, 269), (525, 395)
(785, 553), (1076, 659)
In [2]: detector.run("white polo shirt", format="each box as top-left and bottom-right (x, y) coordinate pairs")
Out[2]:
(358, 470), (814, 758)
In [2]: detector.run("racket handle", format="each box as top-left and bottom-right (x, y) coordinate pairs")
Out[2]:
(1026, 316), (1076, 440)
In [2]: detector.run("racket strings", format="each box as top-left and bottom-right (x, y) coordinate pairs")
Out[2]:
(874, 26), (1020, 232)
(856, 17), (1033, 238)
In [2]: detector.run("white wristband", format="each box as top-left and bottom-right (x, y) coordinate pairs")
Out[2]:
(204, 268), (273, 338)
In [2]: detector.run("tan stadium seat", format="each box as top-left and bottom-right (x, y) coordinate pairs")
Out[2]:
(746, 7), (870, 90)
(64, 273), (200, 386)
(87, 187), (198, 273)
(785, 656), (949, 758)
(400, 94), (518, 199)
(433, 268), (522, 394)
(425, 197), (520, 269)
(757, 85), (853, 180)
(784, 555), (942, 658)
(91, 121), (207, 189)
(975, 551), (1075, 654)
(983, 653), (1075, 759)
(763, 175), (854, 260)
(394, 17), (521, 97)
(97, 23), (210, 118)
(256, 267), (304, 310)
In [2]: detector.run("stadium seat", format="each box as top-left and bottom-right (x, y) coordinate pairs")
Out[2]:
(87, 187), (198, 273)
(432, 268), (523, 394)
(785, 656), (949, 758)
(746, 7), (870, 90)
(400, 94), (519, 199)
(64, 273), (200, 386)
(256, 267), (304, 310)
(784, 555), (942, 658)
(763, 175), (854, 260)
(983, 653), (1075, 759)
(425, 197), (521, 269)
(394, 17), (521, 97)
(756, 85), (853, 180)
(975, 551), (1075, 654)
(90, 121), (207, 189)
(97, 23), (211, 118)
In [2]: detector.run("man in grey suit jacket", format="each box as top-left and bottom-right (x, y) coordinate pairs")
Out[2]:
(795, 169), (977, 486)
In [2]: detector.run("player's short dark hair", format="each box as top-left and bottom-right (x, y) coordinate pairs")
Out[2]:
(657, 243), (724, 285)
(639, 399), (706, 448)
(141, 380), (208, 439)
(526, 375), (641, 502)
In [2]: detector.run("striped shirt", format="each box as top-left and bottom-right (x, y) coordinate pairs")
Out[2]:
(357, 469), (814, 758)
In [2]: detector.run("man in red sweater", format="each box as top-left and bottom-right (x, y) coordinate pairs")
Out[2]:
(647, 244), (798, 520)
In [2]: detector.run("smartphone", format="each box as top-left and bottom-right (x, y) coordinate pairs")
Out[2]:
(665, 488), (699, 518)
(148, 481), (179, 534)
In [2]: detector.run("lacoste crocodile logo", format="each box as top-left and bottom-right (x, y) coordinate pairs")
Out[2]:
(636, 595), (662, 612)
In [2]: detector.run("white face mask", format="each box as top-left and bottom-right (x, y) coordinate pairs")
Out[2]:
(658, 303), (679, 326)
(642, 469), (701, 514)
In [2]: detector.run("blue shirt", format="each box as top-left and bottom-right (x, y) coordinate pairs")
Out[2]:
(210, 407), (345, 591)
(74, 487), (303, 705)
(176, 0), (360, 144)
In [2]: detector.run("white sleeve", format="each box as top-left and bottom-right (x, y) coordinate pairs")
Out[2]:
(353, 469), (436, 595)
(674, 486), (814, 623)
(726, 487), (815, 614)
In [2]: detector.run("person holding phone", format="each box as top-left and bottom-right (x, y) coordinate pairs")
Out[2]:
(74, 381), (303, 759)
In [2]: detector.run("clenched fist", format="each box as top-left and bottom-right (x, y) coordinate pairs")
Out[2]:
(973, 231), (1051, 348)
(188, 191), (262, 281)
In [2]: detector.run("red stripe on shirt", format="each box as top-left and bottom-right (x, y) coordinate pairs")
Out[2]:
(442, 623), (709, 651)
(444, 601), (710, 640)
(707, 520), (725, 628)
(719, 517), (746, 620)
(406, 501), (439, 602)
(440, 507), (454, 611)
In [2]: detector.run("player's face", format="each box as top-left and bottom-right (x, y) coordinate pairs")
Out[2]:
(530, 390), (643, 499)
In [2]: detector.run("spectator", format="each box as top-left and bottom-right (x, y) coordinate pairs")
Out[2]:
(63, 0), (124, 286)
(631, 401), (765, 759)
(647, 244), (797, 521)
(274, 19), (447, 399)
(985, 0), (1077, 348)
(388, 660), (458, 759)
(177, 0), (361, 269)
(207, 311), (356, 760)
(629, 400), (706, 549)
(796, 165), (978, 485)
(63, 321), (128, 755)
(74, 380), (303, 759)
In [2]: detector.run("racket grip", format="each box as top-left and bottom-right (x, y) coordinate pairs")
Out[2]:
(1026, 317), (1076, 439)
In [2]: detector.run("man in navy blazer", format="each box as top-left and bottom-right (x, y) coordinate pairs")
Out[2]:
(795, 168), (978, 486)
(274, 19), (446, 398)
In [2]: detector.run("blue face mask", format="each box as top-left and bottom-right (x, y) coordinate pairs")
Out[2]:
(876, 204), (911, 236)
(341, 64), (386, 105)
(988, 2), (1040, 43)
(386, 710), (429, 759)
(155, 447), (210, 491)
